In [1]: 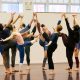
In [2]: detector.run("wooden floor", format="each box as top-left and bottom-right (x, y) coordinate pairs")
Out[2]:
(0, 63), (79, 80)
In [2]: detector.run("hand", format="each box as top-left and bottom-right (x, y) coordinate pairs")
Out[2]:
(45, 44), (48, 47)
(33, 12), (36, 16)
(72, 14), (77, 17)
(61, 13), (66, 18)
(0, 38), (4, 42)
(18, 15), (21, 18)
(11, 12), (16, 16)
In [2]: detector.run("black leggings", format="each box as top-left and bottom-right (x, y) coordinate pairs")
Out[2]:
(1, 40), (16, 68)
(75, 57), (79, 68)
(47, 43), (57, 69)
(66, 47), (74, 69)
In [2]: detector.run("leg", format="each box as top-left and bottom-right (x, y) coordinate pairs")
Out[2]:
(1, 49), (11, 74)
(11, 47), (17, 71)
(74, 48), (79, 70)
(47, 44), (57, 74)
(42, 41), (48, 70)
(66, 48), (74, 72)
(25, 46), (30, 69)
(42, 50), (47, 70)
(17, 45), (24, 71)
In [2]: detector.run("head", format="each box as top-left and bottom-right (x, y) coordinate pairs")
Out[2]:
(73, 25), (79, 31)
(41, 24), (46, 32)
(41, 24), (45, 28)
(22, 23), (26, 28)
(6, 25), (13, 31)
(56, 25), (63, 32)
(0, 23), (3, 31)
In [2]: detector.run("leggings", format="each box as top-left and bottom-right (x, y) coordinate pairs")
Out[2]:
(75, 57), (79, 68)
(17, 41), (32, 63)
(39, 39), (48, 67)
(1, 40), (16, 68)
(66, 47), (74, 69)
(47, 43), (57, 69)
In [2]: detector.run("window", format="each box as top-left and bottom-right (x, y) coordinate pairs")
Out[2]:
(2, 0), (19, 2)
(71, 0), (80, 4)
(33, 4), (45, 12)
(58, 0), (64, 3)
(48, 5), (66, 12)
(2, 3), (23, 12)
(71, 5), (80, 13)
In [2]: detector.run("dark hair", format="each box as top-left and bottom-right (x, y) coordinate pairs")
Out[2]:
(0, 23), (3, 31)
(22, 23), (26, 28)
(41, 24), (45, 27)
(73, 25), (79, 31)
(6, 25), (13, 31)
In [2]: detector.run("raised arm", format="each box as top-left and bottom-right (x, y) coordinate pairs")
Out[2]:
(6, 13), (15, 27)
(11, 14), (21, 25)
(62, 13), (72, 33)
(72, 14), (78, 26)
(20, 13), (35, 33)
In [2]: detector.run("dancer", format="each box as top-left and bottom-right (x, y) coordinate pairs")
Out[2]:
(62, 13), (79, 72)
(1, 18), (39, 72)
(72, 14), (80, 71)
(20, 13), (37, 69)
(47, 18), (63, 74)
(0, 13), (19, 74)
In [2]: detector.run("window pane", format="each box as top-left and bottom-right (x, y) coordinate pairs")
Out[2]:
(49, 5), (66, 12)
(71, 0), (79, 3)
(48, 0), (53, 3)
(33, 0), (36, 2)
(58, 0), (64, 3)
(19, 4), (23, 12)
(71, 5), (80, 13)
(2, 3), (23, 12)
(2, 0), (19, 2)
(58, 0), (69, 3)
(33, 4), (45, 12)
(40, 0), (46, 3)
(35, 0), (41, 3)
(63, 0), (69, 3)
(52, 0), (58, 3)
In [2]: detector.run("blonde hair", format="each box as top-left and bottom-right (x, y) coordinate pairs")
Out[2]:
(57, 25), (63, 32)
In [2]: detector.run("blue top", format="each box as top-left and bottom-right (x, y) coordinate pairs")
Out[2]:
(51, 33), (59, 44)
(20, 24), (31, 33)
(0, 28), (10, 40)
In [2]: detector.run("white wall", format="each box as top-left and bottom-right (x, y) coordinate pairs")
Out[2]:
(0, 12), (80, 64)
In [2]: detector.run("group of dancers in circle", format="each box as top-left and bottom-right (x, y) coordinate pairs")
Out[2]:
(0, 12), (80, 74)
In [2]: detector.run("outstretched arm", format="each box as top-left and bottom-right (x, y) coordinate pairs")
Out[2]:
(6, 13), (15, 27)
(11, 14), (21, 25)
(62, 13), (72, 33)
(72, 14), (78, 26)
